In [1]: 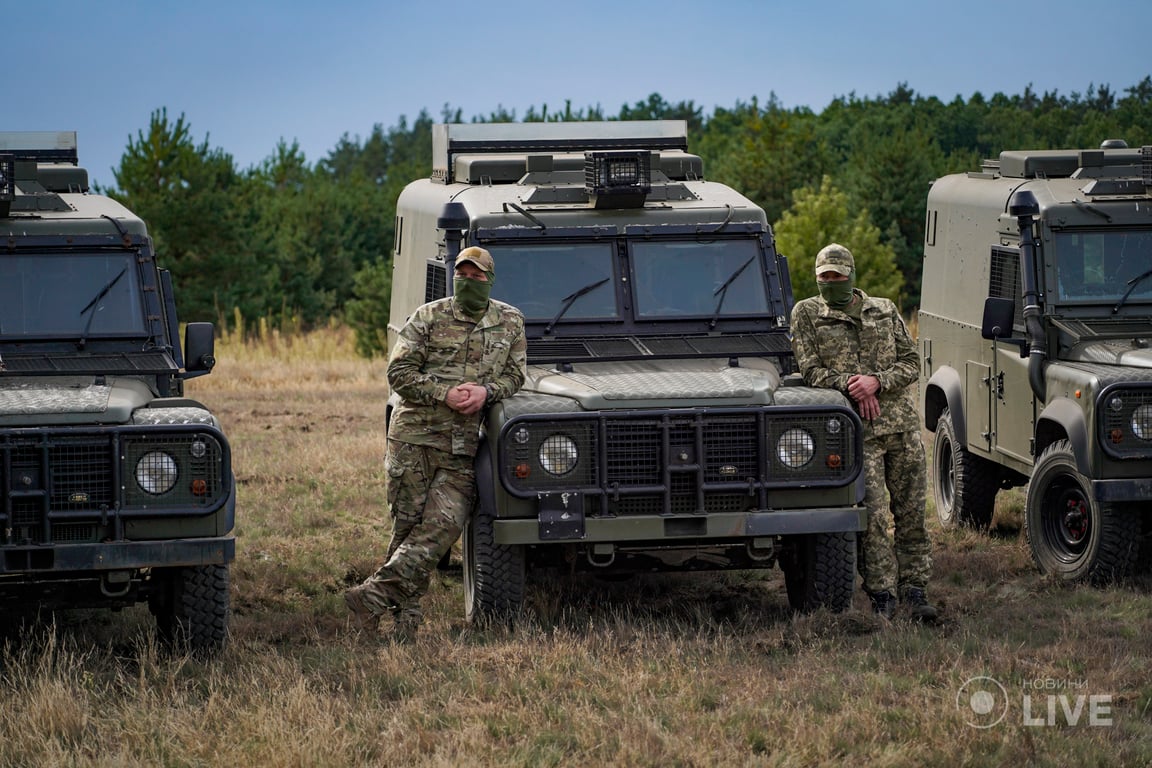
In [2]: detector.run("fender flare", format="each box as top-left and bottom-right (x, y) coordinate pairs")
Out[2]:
(473, 439), (498, 518)
(923, 365), (966, 445)
(1035, 397), (1091, 476)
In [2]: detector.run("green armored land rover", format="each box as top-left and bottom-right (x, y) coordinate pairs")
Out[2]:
(390, 121), (868, 622)
(919, 140), (1152, 583)
(0, 132), (233, 652)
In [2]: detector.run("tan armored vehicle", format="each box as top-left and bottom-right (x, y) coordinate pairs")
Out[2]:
(920, 140), (1152, 582)
(391, 121), (867, 621)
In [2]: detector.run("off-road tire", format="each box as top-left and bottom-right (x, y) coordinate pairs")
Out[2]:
(1025, 440), (1140, 584)
(151, 564), (230, 655)
(463, 502), (526, 625)
(781, 532), (856, 613)
(932, 408), (998, 530)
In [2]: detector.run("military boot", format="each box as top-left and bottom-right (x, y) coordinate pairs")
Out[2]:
(867, 590), (896, 620)
(901, 587), (938, 623)
(391, 606), (422, 645)
(344, 584), (380, 633)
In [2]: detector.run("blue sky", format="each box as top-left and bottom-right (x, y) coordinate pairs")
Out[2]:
(6, 0), (1151, 189)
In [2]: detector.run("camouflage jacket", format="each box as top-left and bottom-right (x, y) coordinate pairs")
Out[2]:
(790, 289), (919, 436)
(387, 297), (527, 456)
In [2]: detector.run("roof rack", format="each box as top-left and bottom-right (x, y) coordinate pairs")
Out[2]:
(0, 131), (79, 164)
(432, 121), (688, 183)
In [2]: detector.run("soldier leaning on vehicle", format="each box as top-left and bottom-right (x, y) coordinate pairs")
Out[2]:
(345, 246), (527, 641)
(789, 243), (937, 622)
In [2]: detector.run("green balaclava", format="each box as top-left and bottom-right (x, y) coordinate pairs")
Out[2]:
(817, 272), (855, 310)
(453, 271), (494, 316)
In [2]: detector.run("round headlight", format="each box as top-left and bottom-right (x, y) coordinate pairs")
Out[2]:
(190, 438), (208, 459)
(539, 434), (578, 476)
(777, 428), (815, 468)
(1131, 404), (1152, 440)
(136, 451), (178, 494)
(1109, 396), (1124, 412)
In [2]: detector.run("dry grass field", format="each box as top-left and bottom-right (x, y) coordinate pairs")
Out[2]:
(1, 325), (1150, 767)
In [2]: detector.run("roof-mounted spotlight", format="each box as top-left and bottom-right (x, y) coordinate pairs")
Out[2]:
(584, 150), (652, 209)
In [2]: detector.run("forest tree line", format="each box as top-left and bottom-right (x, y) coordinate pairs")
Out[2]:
(106, 78), (1152, 356)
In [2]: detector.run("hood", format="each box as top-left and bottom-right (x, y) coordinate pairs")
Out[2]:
(1064, 339), (1152, 369)
(524, 358), (780, 410)
(0, 376), (156, 426)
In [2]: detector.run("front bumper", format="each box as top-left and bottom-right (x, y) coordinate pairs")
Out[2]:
(494, 507), (866, 545)
(1093, 477), (1152, 504)
(0, 536), (235, 574)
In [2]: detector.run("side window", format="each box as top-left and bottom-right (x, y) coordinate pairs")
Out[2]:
(989, 247), (1024, 330)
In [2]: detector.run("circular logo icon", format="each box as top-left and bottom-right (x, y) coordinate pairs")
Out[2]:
(957, 676), (1009, 728)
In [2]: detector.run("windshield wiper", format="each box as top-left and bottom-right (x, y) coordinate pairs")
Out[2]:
(544, 277), (610, 335)
(1112, 267), (1152, 315)
(709, 255), (756, 329)
(77, 267), (127, 349)
(503, 202), (547, 231)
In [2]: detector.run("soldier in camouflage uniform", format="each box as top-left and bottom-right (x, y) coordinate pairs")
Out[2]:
(345, 247), (527, 640)
(790, 244), (936, 622)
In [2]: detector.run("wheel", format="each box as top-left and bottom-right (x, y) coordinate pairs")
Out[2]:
(1024, 440), (1140, 584)
(780, 532), (856, 613)
(463, 502), (526, 625)
(151, 564), (230, 655)
(932, 408), (998, 529)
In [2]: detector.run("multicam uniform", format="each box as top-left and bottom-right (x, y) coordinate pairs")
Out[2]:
(356, 296), (526, 627)
(790, 288), (929, 597)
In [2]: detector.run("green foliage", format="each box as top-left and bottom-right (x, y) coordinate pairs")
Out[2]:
(774, 176), (903, 307)
(249, 140), (391, 327)
(109, 108), (261, 323)
(345, 258), (392, 358)
(697, 97), (830, 224)
(841, 114), (944, 303)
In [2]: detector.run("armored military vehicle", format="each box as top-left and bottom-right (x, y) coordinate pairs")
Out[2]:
(0, 132), (233, 652)
(390, 121), (866, 621)
(919, 140), (1152, 583)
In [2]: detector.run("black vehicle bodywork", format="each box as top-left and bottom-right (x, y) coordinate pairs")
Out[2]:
(0, 132), (232, 652)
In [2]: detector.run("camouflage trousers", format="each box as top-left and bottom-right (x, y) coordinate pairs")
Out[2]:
(357, 439), (475, 623)
(858, 430), (931, 595)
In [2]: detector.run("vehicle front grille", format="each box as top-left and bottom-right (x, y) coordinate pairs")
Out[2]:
(499, 406), (860, 515)
(0, 426), (229, 545)
(4, 435), (113, 544)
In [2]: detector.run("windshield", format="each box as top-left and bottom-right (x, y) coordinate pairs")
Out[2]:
(0, 252), (147, 338)
(1054, 230), (1152, 304)
(486, 242), (618, 320)
(632, 239), (769, 318)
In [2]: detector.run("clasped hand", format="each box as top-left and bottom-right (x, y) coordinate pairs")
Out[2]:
(446, 382), (488, 415)
(847, 374), (881, 420)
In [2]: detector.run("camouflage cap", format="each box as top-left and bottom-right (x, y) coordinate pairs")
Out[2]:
(814, 243), (855, 277)
(456, 246), (495, 275)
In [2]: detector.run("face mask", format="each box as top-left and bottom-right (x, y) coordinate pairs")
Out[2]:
(453, 276), (492, 316)
(817, 277), (854, 309)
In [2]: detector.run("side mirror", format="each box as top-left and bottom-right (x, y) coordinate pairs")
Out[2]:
(184, 322), (217, 373)
(981, 297), (1015, 340)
